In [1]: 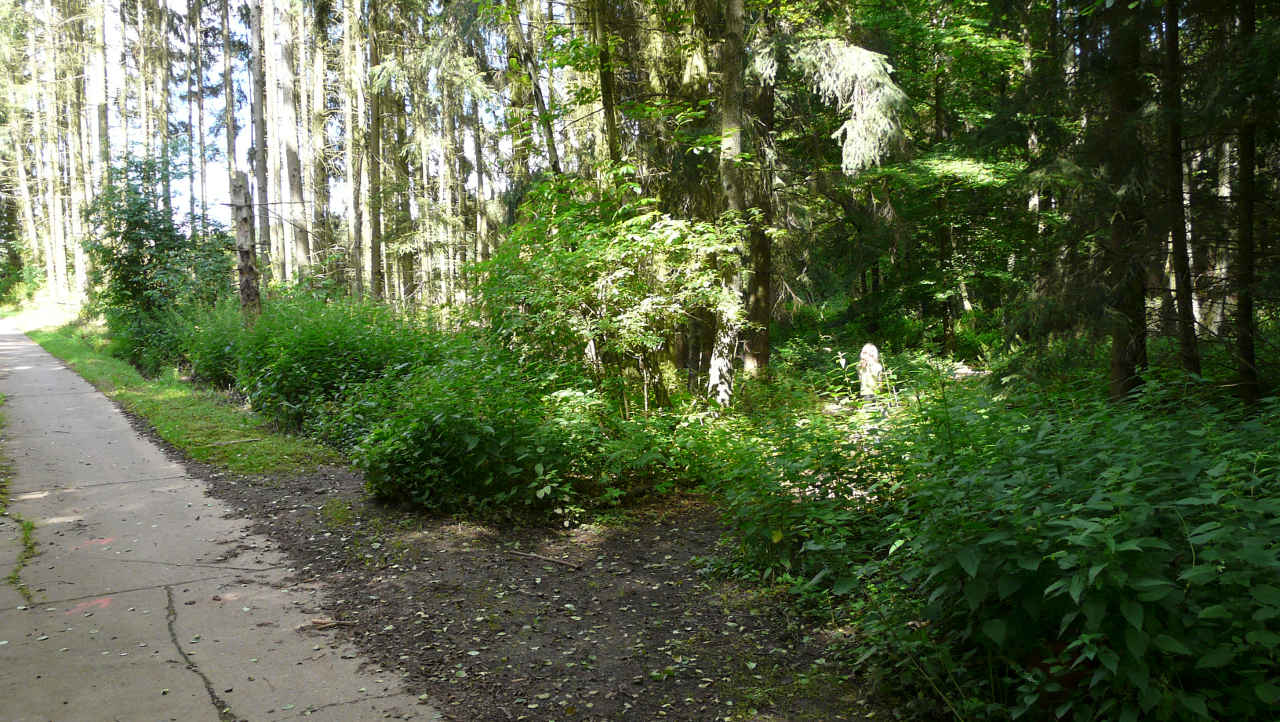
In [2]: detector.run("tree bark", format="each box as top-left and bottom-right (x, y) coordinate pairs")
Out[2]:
(707, 0), (746, 406)
(1235, 0), (1259, 403)
(1103, 8), (1147, 401)
(232, 171), (261, 318)
(279, 4), (308, 273)
(250, 0), (272, 273)
(367, 19), (384, 299)
(593, 0), (620, 164)
(505, 0), (561, 174)
(1163, 0), (1200, 375)
(221, 0), (236, 177)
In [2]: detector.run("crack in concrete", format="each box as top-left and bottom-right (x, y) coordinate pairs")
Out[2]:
(0, 571), (248, 611)
(278, 690), (417, 720)
(9, 474), (190, 495)
(71, 555), (283, 573)
(2, 390), (100, 399)
(165, 584), (241, 722)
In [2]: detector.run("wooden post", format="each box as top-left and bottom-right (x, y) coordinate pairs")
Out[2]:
(232, 171), (261, 319)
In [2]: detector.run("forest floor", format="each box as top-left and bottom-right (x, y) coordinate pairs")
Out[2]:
(123, 407), (913, 721)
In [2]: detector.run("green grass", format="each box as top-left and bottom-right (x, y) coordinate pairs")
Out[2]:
(1, 393), (37, 603)
(26, 322), (340, 475)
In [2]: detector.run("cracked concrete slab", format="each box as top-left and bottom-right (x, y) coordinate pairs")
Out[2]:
(0, 320), (439, 721)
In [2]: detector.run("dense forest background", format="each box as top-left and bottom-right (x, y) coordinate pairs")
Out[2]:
(2, 0), (1279, 719)
(2, 0), (1276, 398)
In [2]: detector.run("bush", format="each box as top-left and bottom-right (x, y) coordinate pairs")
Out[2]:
(234, 291), (430, 429)
(83, 158), (233, 375)
(855, 381), (1280, 720)
(176, 298), (245, 387)
(352, 346), (600, 517)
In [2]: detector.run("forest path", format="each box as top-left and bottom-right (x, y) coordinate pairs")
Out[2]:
(0, 319), (438, 721)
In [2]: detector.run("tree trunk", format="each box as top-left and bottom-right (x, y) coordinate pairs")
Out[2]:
(743, 8), (776, 375)
(221, 0), (235, 176)
(367, 22), (384, 299)
(342, 0), (364, 297)
(232, 171), (261, 318)
(1104, 8), (1147, 401)
(505, 0), (561, 174)
(1235, 0), (1259, 403)
(280, 4), (308, 273)
(593, 0), (620, 164)
(250, 0), (271, 273)
(1163, 0), (1200, 375)
(707, 0), (746, 406)
(195, 0), (207, 226)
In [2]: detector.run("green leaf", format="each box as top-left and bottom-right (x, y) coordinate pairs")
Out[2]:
(964, 579), (989, 610)
(982, 619), (1007, 647)
(1195, 646), (1234, 669)
(1125, 627), (1148, 659)
(1098, 647), (1119, 674)
(1198, 604), (1231, 619)
(1068, 573), (1085, 604)
(997, 574), (1021, 599)
(1252, 585), (1280, 606)
(1179, 693), (1209, 718)
(1255, 683), (1280, 705)
(1246, 630), (1280, 648)
(956, 547), (980, 578)
(1016, 555), (1041, 571)
(1153, 634), (1192, 655)
(1120, 600), (1144, 630)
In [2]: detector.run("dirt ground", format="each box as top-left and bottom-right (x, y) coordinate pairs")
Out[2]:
(128, 413), (924, 721)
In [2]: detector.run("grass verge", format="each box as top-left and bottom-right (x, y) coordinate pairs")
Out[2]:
(1, 394), (37, 603)
(24, 321), (340, 475)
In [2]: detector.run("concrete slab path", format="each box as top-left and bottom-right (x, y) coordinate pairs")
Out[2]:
(0, 320), (440, 721)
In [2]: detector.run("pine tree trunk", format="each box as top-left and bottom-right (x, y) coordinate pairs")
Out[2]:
(505, 0), (560, 174)
(1163, 0), (1200, 375)
(280, 4), (308, 273)
(1104, 8), (1147, 401)
(367, 20), (384, 299)
(593, 0), (620, 164)
(341, 0), (363, 297)
(707, 0), (746, 406)
(1235, 0), (1259, 403)
(250, 0), (271, 273)
(221, 0), (235, 176)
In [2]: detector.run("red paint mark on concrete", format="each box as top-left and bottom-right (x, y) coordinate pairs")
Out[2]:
(65, 598), (112, 615)
(83, 538), (115, 546)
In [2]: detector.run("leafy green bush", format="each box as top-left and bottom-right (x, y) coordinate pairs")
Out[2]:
(175, 298), (245, 387)
(352, 347), (601, 517)
(83, 158), (233, 375)
(856, 382), (1280, 720)
(234, 291), (430, 429)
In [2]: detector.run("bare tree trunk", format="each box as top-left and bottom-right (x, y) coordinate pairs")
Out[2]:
(232, 171), (261, 318)
(342, 0), (363, 297)
(367, 19), (384, 299)
(195, 0), (207, 226)
(593, 0), (620, 164)
(1163, 0), (1200, 375)
(707, 0), (745, 406)
(221, 0), (235, 176)
(310, 25), (329, 267)
(1235, 0), (1259, 403)
(280, 3), (308, 273)
(505, 0), (561, 174)
(160, 0), (173, 212)
(250, 0), (271, 274)
(1104, 8), (1147, 401)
